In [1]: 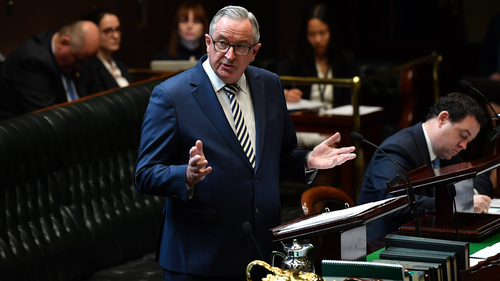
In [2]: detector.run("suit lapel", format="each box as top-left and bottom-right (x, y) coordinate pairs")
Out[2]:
(246, 68), (266, 170)
(52, 69), (67, 103)
(414, 122), (431, 166)
(190, 64), (254, 170)
(98, 63), (118, 90)
(73, 71), (89, 98)
(43, 32), (68, 103)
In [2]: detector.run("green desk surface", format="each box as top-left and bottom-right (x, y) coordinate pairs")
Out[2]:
(366, 231), (500, 262)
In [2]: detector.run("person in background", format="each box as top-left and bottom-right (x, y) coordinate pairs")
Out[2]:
(135, 5), (356, 280)
(81, 6), (133, 93)
(154, 1), (208, 61)
(276, 3), (360, 150)
(358, 92), (493, 243)
(277, 3), (359, 107)
(0, 21), (99, 121)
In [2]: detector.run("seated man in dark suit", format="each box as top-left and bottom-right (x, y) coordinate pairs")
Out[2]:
(358, 92), (493, 243)
(0, 20), (100, 121)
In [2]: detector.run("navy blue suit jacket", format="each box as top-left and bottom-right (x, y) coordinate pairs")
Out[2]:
(135, 55), (312, 275)
(358, 122), (492, 242)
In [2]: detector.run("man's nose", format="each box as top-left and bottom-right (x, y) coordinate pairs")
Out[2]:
(458, 140), (468, 150)
(225, 46), (236, 60)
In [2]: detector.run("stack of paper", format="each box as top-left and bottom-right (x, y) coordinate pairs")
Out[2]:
(323, 104), (383, 116)
(487, 198), (500, 214)
(469, 241), (500, 266)
(286, 99), (326, 111)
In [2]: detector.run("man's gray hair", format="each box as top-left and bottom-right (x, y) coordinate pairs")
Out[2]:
(209, 6), (260, 44)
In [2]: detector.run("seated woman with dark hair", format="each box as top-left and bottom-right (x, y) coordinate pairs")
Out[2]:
(81, 6), (133, 94)
(277, 3), (360, 149)
(278, 3), (359, 107)
(154, 1), (208, 61)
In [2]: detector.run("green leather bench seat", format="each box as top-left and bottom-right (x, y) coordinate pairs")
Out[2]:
(0, 76), (169, 281)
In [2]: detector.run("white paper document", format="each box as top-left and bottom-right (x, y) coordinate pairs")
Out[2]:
(323, 104), (384, 116)
(286, 99), (326, 111)
(469, 241), (500, 268)
(278, 196), (403, 234)
(487, 208), (500, 214)
(489, 198), (500, 208)
(470, 241), (500, 259)
(488, 198), (500, 214)
(469, 257), (485, 267)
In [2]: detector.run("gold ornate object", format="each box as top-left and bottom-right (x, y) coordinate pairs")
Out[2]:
(246, 260), (325, 281)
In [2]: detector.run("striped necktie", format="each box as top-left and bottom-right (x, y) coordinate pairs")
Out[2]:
(224, 84), (255, 168)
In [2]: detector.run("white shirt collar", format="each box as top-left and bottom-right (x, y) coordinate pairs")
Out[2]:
(422, 122), (438, 162)
(202, 58), (248, 94)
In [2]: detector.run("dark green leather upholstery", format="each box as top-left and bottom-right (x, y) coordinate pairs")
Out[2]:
(0, 77), (168, 280)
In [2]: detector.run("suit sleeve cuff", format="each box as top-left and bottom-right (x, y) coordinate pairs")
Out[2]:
(186, 184), (195, 199)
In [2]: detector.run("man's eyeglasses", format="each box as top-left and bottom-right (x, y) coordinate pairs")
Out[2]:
(209, 34), (255, 56)
(102, 27), (121, 36)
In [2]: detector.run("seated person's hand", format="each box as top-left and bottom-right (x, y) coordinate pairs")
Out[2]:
(473, 194), (492, 214)
(284, 88), (303, 102)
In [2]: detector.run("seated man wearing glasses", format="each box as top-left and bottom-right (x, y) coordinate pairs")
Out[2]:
(0, 20), (100, 121)
(135, 5), (357, 280)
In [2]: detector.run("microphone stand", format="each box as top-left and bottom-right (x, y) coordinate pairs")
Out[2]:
(447, 183), (460, 241)
(405, 181), (421, 237)
(389, 172), (421, 237)
(351, 132), (421, 237)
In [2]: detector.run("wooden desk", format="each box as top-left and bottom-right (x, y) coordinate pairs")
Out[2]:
(289, 110), (385, 202)
(398, 213), (500, 242)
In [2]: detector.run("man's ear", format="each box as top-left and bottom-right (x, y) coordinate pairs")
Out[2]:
(252, 43), (261, 55)
(205, 34), (211, 53)
(249, 43), (261, 62)
(437, 110), (450, 127)
(59, 35), (71, 47)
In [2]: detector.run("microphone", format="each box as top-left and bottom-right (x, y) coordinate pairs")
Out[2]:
(242, 221), (264, 260)
(458, 79), (500, 141)
(350, 131), (421, 237)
